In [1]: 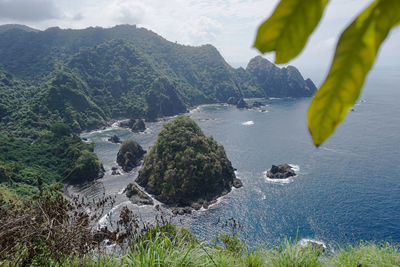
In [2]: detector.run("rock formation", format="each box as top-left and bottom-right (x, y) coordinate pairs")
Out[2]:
(116, 140), (146, 172)
(136, 116), (242, 214)
(108, 135), (121, 143)
(245, 56), (317, 98)
(125, 183), (154, 206)
(266, 164), (296, 179)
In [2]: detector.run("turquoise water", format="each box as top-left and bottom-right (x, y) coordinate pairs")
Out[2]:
(79, 71), (400, 247)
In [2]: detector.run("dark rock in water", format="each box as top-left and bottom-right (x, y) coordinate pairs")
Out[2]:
(266, 163), (296, 179)
(236, 98), (248, 109)
(131, 119), (146, 132)
(108, 135), (121, 143)
(227, 96), (249, 108)
(233, 178), (243, 188)
(111, 166), (121, 175)
(111, 170), (121, 175)
(82, 137), (88, 141)
(252, 101), (265, 108)
(117, 140), (146, 172)
(98, 164), (105, 179)
(171, 206), (192, 215)
(125, 183), (153, 205)
(119, 119), (134, 128)
(120, 118), (146, 132)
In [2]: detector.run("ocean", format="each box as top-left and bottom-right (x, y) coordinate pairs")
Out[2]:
(77, 69), (400, 248)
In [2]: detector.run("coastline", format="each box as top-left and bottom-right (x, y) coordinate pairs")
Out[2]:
(80, 97), (273, 136)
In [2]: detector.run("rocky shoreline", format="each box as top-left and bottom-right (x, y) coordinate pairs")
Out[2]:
(123, 178), (243, 216)
(168, 177), (243, 215)
(124, 183), (154, 206)
(80, 98), (273, 135)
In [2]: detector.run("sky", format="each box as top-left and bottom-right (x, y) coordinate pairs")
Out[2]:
(0, 0), (399, 83)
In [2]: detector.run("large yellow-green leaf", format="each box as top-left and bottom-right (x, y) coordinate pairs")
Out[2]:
(308, 0), (400, 147)
(254, 0), (329, 63)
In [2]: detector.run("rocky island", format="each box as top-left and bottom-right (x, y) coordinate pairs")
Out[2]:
(266, 164), (296, 179)
(116, 140), (146, 172)
(132, 116), (242, 214)
(108, 135), (122, 143)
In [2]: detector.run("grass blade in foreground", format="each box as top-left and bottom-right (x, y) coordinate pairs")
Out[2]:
(254, 0), (329, 63)
(307, 0), (400, 146)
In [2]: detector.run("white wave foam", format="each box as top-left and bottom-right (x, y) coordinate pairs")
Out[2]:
(111, 121), (120, 128)
(242, 121), (254, 126)
(189, 106), (202, 114)
(298, 238), (327, 250)
(288, 164), (300, 172)
(97, 201), (132, 228)
(117, 188), (125, 195)
(198, 185), (240, 212)
(263, 170), (296, 184)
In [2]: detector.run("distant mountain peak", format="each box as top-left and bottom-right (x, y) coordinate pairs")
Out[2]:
(0, 24), (39, 34)
(242, 56), (317, 98)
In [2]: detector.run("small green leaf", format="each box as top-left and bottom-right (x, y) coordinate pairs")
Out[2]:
(308, 0), (400, 146)
(254, 0), (329, 63)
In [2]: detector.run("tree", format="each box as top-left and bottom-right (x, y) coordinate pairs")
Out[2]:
(50, 122), (71, 137)
(254, 0), (400, 146)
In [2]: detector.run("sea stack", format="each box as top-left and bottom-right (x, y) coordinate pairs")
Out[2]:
(135, 115), (242, 214)
(116, 140), (146, 172)
(266, 164), (296, 179)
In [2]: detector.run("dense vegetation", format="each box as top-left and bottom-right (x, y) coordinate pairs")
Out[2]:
(0, 67), (102, 194)
(136, 116), (240, 206)
(0, 24), (316, 130)
(0, 123), (101, 196)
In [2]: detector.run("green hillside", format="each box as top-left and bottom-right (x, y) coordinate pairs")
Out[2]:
(0, 24), (316, 196)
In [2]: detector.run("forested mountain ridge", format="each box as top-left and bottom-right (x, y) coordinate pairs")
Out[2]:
(0, 25), (315, 128)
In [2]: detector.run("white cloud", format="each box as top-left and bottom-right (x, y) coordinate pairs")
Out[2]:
(0, 0), (62, 22)
(0, 0), (398, 78)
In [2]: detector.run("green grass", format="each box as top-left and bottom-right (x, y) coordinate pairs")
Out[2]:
(327, 242), (400, 266)
(1, 219), (399, 266)
(48, 234), (400, 267)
